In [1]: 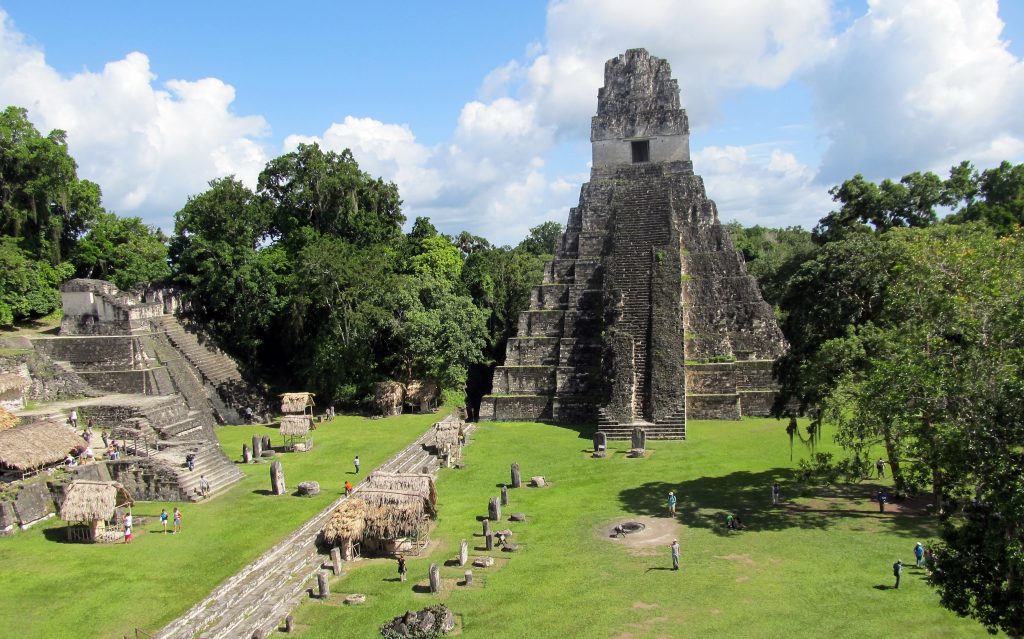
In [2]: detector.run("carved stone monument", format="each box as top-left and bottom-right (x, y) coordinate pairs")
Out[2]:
(270, 460), (286, 495)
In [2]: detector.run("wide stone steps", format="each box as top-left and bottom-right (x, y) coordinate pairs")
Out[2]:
(152, 316), (244, 386)
(153, 421), (471, 639)
(154, 444), (244, 501)
(597, 425), (686, 440)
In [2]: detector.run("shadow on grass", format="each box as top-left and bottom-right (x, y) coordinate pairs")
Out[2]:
(411, 584), (432, 594)
(252, 489), (274, 495)
(619, 469), (940, 537)
(546, 421), (599, 441)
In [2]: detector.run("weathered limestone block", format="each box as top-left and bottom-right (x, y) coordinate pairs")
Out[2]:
(252, 435), (263, 458)
(530, 476), (546, 488)
(316, 570), (329, 599)
(631, 427), (647, 451)
(297, 481), (319, 496)
(473, 556), (495, 568)
(510, 513), (526, 522)
(500, 485), (509, 506)
(459, 539), (468, 566)
(270, 461), (286, 495)
(330, 546), (343, 576)
(464, 570), (473, 586)
(510, 463), (521, 488)
(488, 497), (501, 521)
(242, 444), (252, 464)
(428, 563), (441, 593)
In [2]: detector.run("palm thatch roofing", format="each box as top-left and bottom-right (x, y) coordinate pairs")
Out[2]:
(359, 472), (438, 540)
(279, 392), (315, 414)
(59, 480), (133, 522)
(279, 415), (313, 436)
(373, 381), (405, 416)
(405, 380), (439, 404)
(0, 373), (27, 394)
(0, 420), (83, 470)
(431, 415), (464, 450)
(322, 498), (367, 545)
(0, 406), (18, 433)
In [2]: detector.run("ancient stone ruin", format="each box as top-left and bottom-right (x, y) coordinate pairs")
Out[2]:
(480, 49), (787, 438)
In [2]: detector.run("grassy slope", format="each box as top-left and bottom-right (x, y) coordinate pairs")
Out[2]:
(0, 412), (437, 639)
(291, 418), (993, 639)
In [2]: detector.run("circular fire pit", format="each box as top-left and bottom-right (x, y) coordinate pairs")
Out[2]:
(612, 521), (646, 537)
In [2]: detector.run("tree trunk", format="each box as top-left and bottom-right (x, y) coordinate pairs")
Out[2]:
(882, 428), (906, 493)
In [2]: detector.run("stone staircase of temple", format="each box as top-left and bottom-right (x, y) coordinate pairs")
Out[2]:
(150, 442), (245, 502)
(151, 315), (243, 387)
(609, 180), (672, 421)
(152, 421), (470, 639)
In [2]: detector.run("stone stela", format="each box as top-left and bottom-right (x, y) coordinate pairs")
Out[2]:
(480, 49), (787, 439)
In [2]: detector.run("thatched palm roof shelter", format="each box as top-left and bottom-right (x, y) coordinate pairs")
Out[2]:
(404, 380), (439, 413)
(0, 406), (18, 433)
(0, 420), (83, 471)
(60, 480), (134, 522)
(59, 480), (133, 543)
(279, 415), (314, 451)
(279, 392), (315, 414)
(374, 381), (405, 416)
(322, 498), (367, 550)
(360, 472), (438, 552)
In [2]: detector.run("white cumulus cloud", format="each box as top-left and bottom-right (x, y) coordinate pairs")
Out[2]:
(0, 10), (269, 232)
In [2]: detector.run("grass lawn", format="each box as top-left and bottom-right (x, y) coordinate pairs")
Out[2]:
(0, 411), (439, 639)
(288, 418), (995, 639)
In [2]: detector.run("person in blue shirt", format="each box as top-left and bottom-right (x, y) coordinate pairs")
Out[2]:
(914, 542), (924, 567)
(667, 491), (677, 516)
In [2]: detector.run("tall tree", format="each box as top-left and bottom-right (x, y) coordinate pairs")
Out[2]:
(517, 221), (563, 256)
(72, 212), (170, 290)
(258, 143), (404, 247)
(0, 237), (72, 326)
(0, 106), (103, 264)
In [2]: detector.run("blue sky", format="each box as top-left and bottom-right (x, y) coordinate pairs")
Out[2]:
(1, 1), (1022, 245)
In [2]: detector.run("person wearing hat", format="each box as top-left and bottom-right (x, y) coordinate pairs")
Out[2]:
(893, 559), (903, 588)
(914, 543), (924, 568)
(670, 539), (680, 570)
(667, 491), (677, 516)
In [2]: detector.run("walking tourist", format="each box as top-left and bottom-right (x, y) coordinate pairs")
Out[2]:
(670, 539), (680, 570)
(172, 507), (182, 534)
(876, 458), (886, 478)
(344, 480), (354, 496)
(877, 490), (888, 513)
(397, 555), (407, 582)
(667, 491), (677, 516)
(160, 508), (169, 533)
(198, 475), (211, 498)
(69, 408), (78, 428)
(914, 542), (924, 568)
(354, 455), (360, 474)
(124, 512), (133, 544)
(893, 559), (903, 589)
(185, 452), (196, 472)
(772, 481), (781, 505)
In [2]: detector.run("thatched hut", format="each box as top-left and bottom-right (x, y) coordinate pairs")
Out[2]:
(0, 374), (28, 411)
(59, 480), (133, 542)
(373, 381), (405, 416)
(0, 406), (18, 433)
(279, 392), (315, 415)
(404, 380), (440, 413)
(360, 472), (437, 554)
(0, 420), (83, 476)
(430, 415), (465, 467)
(322, 498), (367, 560)
(279, 415), (314, 451)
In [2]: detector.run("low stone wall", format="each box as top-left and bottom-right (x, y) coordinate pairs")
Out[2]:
(481, 395), (552, 421)
(734, 360), (776, 390)
(685, 363), (738, 394)
(33, 336), (136, 367)
(75, 369), (151, 394)
(491, 366), (558, 394)
(517, 310), (565, 337)
(686, 394), (741, 420)
(739, 390), (775, 416)
(105, 458), (188, 502)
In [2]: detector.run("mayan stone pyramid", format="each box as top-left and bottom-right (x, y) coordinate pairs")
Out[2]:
(479, 49), (787, 438)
